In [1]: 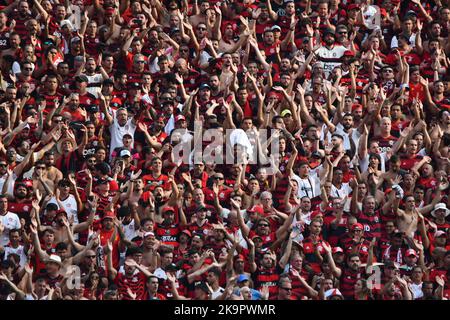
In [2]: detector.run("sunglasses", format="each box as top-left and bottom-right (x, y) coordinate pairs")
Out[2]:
(259, 224), (269, 227)
(0, 164), (7, 167)
(281, 287), (292, 291)
(197, 27), (207, 31)
(214, 177), (224, 180)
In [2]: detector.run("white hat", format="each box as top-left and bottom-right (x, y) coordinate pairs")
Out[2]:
(324, 288), (343, 300)
(45, 254), (62, 266)
(60, 20), (74, 30)
(431, 203), (450, 217)
(119, 149), (131, 158)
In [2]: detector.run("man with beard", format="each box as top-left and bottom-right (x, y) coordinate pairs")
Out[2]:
(329, 113), (360, 153)
(315, 29), (347, 78)
(154, 206), (187, 248)
(76, 57), (109, 98)
(323, 243), (367, 300)
(107, 253), (153, 300)
(252, 251), (280, 299)
(43, 151), (63, 186)
(2, 181), (32, 225)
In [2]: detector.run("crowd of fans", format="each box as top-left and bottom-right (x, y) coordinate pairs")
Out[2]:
(0, 0), (449, 301)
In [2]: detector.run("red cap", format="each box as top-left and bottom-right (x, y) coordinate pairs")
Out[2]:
(344, 50), (355, 57)
(234, 254), (245, 261)
(347, 4), (360, 11)
(102, 211), (115, 220)
(332, 247), (344, 254)
(175, 115), (186, 122)
(55, 209), (67, 217)
(248, 205), (264, 215)
(268, 91), (281, 99)
(181, 229), (192, 237)
(162, 206), (176, 214)
(405, 249), (418, 257)
(351, 223), (364, 231)
(380, 8), (387, 17)
(105, 7), (115, 16)
(352, 104), (363, 111)
(251, 234), (263, 241)
(310, 210), (323, 220)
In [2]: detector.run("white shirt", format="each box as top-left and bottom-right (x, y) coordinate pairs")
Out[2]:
(48, 195), (79, 225)
(84, 73), (103, 98)
(391, 33), (416, 49)
(359, 152), (387, 173)
(4, 244), (27, 267)
(122, 220), (137, 241)
(109, 111), (137, 157)
(211, 287), (225, 300)
(331, 183), (352, 199)
(0, 212), (21, 246)
(315, 44), (347, 78)
(331, 123), (362, 152)
(411, 282), (423, 300)
(0, 173), (17, 196)
(292, 174), (320, 199)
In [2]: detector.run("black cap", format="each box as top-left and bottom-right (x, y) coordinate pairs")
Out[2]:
(199, 83), (211, 90)
(194, 281), (210, 293)
(166, 263), (178, 271)
(97, 178), (109, 185)
(103, 78), (114, 85)
(311, 151), (323, 159)
(75, 75), (89, 83)
(128, 82), (141, 89)
(86, 105), (99, 113)
(323, 28), (335, 37)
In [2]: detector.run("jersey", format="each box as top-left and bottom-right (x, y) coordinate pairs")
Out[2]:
(315, 44), (347, 78)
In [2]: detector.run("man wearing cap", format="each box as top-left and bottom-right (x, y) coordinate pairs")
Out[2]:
(72, 76), (98, 110)
(339, 223), (372, 264)
(154, 206), (187, 248)
(186, 205), (214, 237)
(314, 28), (347, 78)
(430, 203), (450, 230)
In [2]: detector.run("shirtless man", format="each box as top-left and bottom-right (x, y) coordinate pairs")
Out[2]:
(33, 194), (97, 244)
(32, 161), (55, 198)
(189, 0), (209, 28)
(376, 155), (405, 190)
(29, 222), (97, 274)
(43, 151), (63, 186)
(394, 190), (443, 236)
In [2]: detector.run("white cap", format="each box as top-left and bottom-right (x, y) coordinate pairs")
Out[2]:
(46, 254), (62, 266)
(431, 203), (450, 217)
(324, 288), (343, 299)
(119, 149), (131, 158)
(60, 20), (74, 30)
